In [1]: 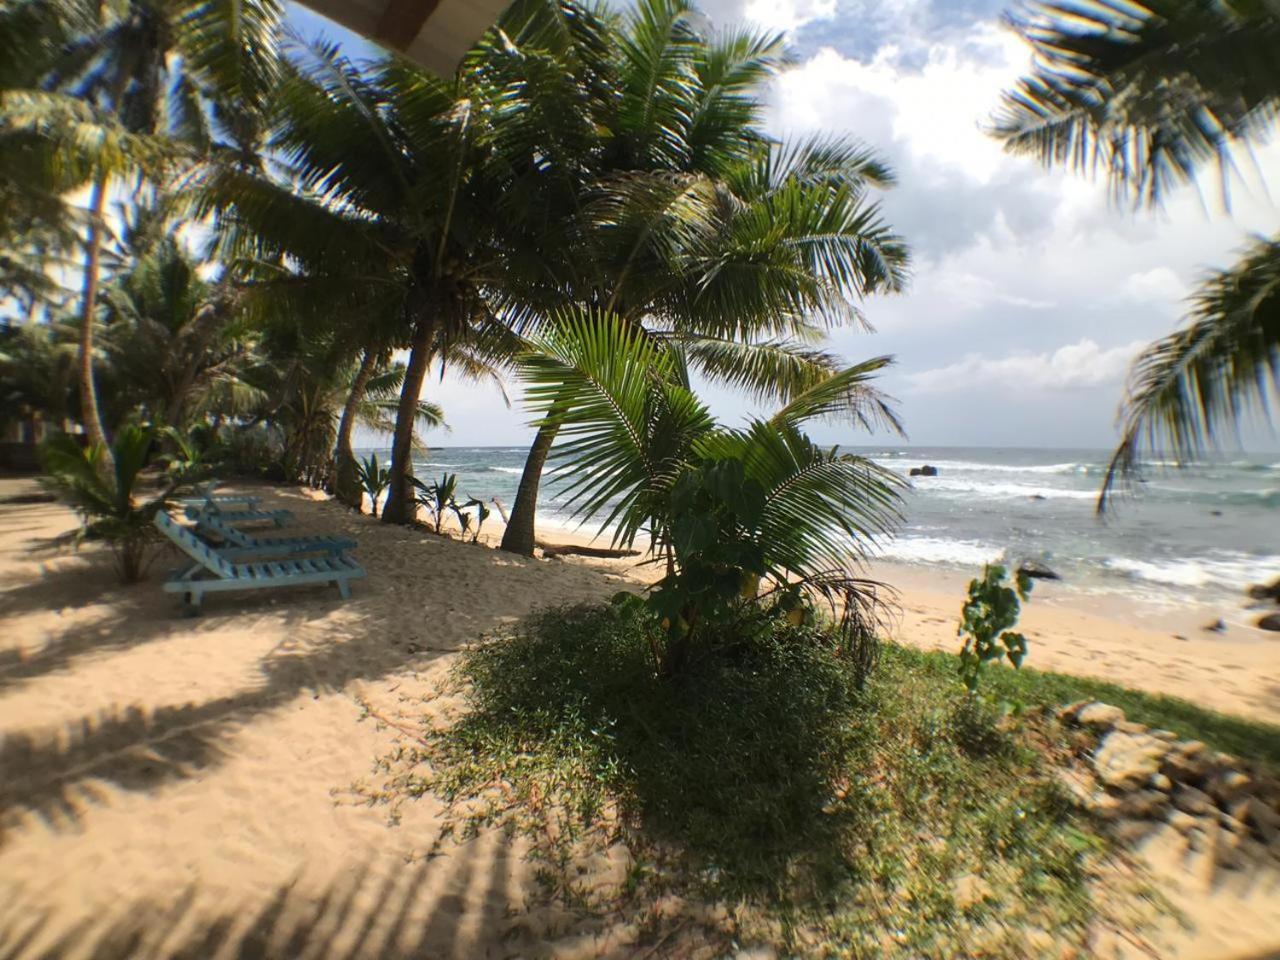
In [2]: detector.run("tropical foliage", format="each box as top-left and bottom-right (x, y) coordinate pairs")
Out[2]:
(354, 453), (391, 518)
(516, 312), (904, 676)
(3, 0), (909, 588)
(956, 564), (1032, 695)
(39, 422), (202, 582)
(993, 0), (1280, 506)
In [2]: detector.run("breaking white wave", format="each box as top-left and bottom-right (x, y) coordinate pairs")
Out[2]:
(877, 536), (1006, 567)
(913, 477), (1095, 500)
(1105, 554), (1280, 590)
(490, 466), (524, 474)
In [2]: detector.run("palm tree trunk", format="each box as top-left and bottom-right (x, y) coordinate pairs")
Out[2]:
(381, 317), (435, 524)
(500, 419), (559, 556)
(334, 346), (377, 509)
(78, 175), (112, 459)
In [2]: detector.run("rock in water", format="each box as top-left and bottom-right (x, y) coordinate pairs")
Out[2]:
(1246, 577), (1280, 602)
(1017, 561), (1061, 581)
(909, 465), (938, 477)
(1258, 612), (1280, 632)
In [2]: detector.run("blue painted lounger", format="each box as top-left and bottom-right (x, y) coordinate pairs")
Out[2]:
(177, 480), (262, 510)
(197, 510), (357, 559)
(155, 512), (365, 612)
(184, 502), (293, 528)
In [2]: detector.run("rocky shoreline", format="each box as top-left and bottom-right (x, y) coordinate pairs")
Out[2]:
(1058, 700), (1280, 870)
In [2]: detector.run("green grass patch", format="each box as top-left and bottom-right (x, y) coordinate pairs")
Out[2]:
(889, 645), (1280, 770)
(370, 602), (1217, 956)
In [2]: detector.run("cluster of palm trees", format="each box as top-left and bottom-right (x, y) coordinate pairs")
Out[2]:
(1, 0), (910, 560)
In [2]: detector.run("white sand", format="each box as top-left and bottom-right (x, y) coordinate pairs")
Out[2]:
(1, 478), (1278, 959)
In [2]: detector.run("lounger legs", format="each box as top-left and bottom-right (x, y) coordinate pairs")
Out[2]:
(182, 591), (204, 618)
(337, 579), (351, 599)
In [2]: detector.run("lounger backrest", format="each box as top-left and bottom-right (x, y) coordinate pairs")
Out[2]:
(197, 511), (252, 547)
(153, 511), (236, 578)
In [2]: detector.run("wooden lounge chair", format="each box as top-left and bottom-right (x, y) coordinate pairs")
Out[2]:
(184, 502), (293, 528)
(154, 512), (365, 612)
(177, 480), (262, 510)
(196, 510), (358, 559)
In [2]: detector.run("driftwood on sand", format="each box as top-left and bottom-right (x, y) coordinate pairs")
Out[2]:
(538, 542), (640, 559)
(490, 498), (640, 560)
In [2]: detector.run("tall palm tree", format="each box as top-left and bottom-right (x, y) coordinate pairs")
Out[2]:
(201, 25), (565, 523)
(496, 0), (910, 555)
(10, 0), (283, 459)
(98, 232), (262, 431)
(992, 0), (1280, 506)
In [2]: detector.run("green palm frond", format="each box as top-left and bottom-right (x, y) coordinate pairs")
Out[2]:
(992, 0), (1280, 207)
(515, 309), (906, 581)
(516, 308), (715, 543)
(767, 355), (905, 435)
(696, 421), (905, 577)
(1099, 234), (1280, 508)
(677, 336), (842, 403)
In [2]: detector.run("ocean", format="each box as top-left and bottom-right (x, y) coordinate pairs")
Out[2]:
(358, 444), (1280, 607)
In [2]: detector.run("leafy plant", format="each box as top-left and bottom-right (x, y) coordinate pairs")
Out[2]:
(957, 564), (1032, 695)
(516, 312), (904, 678)
(354, 453), (391, 518)
(412, 472), (459, 535)
(39, 422), (199, 583)
(449, 499), (473, 541)
(464, 498), (491, 544)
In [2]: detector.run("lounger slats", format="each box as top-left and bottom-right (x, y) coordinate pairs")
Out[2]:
(155, 509), (365, 611)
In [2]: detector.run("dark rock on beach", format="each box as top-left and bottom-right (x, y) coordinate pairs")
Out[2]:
(1017, 561), (1061, 581)
(1246, 577), (1280, 603)
(1203, 618), (1227, 633)
(909, 465), (938, 477)
(1259, 613), (1280, 633)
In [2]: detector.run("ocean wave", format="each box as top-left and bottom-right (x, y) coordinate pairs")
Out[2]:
(874, 458), (1083, 475)
(877, 536), (1006, 567)
(913, 478), (1095, 501)
(1105, 554), (1280, 590)
(489, 466), (524, 474)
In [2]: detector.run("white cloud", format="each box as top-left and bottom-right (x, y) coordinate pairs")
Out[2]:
(740, 0), (836, 34)
(768, 25), (1031, 184)
(906, 338), (1146, 393)
(1122, 266), (1188, 304)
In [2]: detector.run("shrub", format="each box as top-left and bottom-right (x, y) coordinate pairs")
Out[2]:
(354, 452), (391, 518)
(40, 423), (201, 583)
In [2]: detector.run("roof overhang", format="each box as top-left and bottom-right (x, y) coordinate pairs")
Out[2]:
(298, 0), (509, 75)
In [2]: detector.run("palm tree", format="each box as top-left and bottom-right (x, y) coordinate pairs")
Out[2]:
(200, 24), (570, 523)
(992, 0), (1280, 506)
(0, 317), (77, 442)
(496, 0), (910, 555)
(11, 0), (284, 459)
(98, 232), (262, 431)
(514, 311), (905, 677)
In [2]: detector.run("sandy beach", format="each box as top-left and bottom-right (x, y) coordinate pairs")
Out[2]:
(2, 477), (1279, 959)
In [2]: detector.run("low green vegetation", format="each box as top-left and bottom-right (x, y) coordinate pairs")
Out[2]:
(39, 422), (203, 582)
(966, 654), (1280, 771)
(354, 453), (391, 518)
(957, 564), (1032, 694)
(370, 602), (1139, 956)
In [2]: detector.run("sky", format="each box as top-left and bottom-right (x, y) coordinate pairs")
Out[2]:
(287, 0), (1280, 452)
